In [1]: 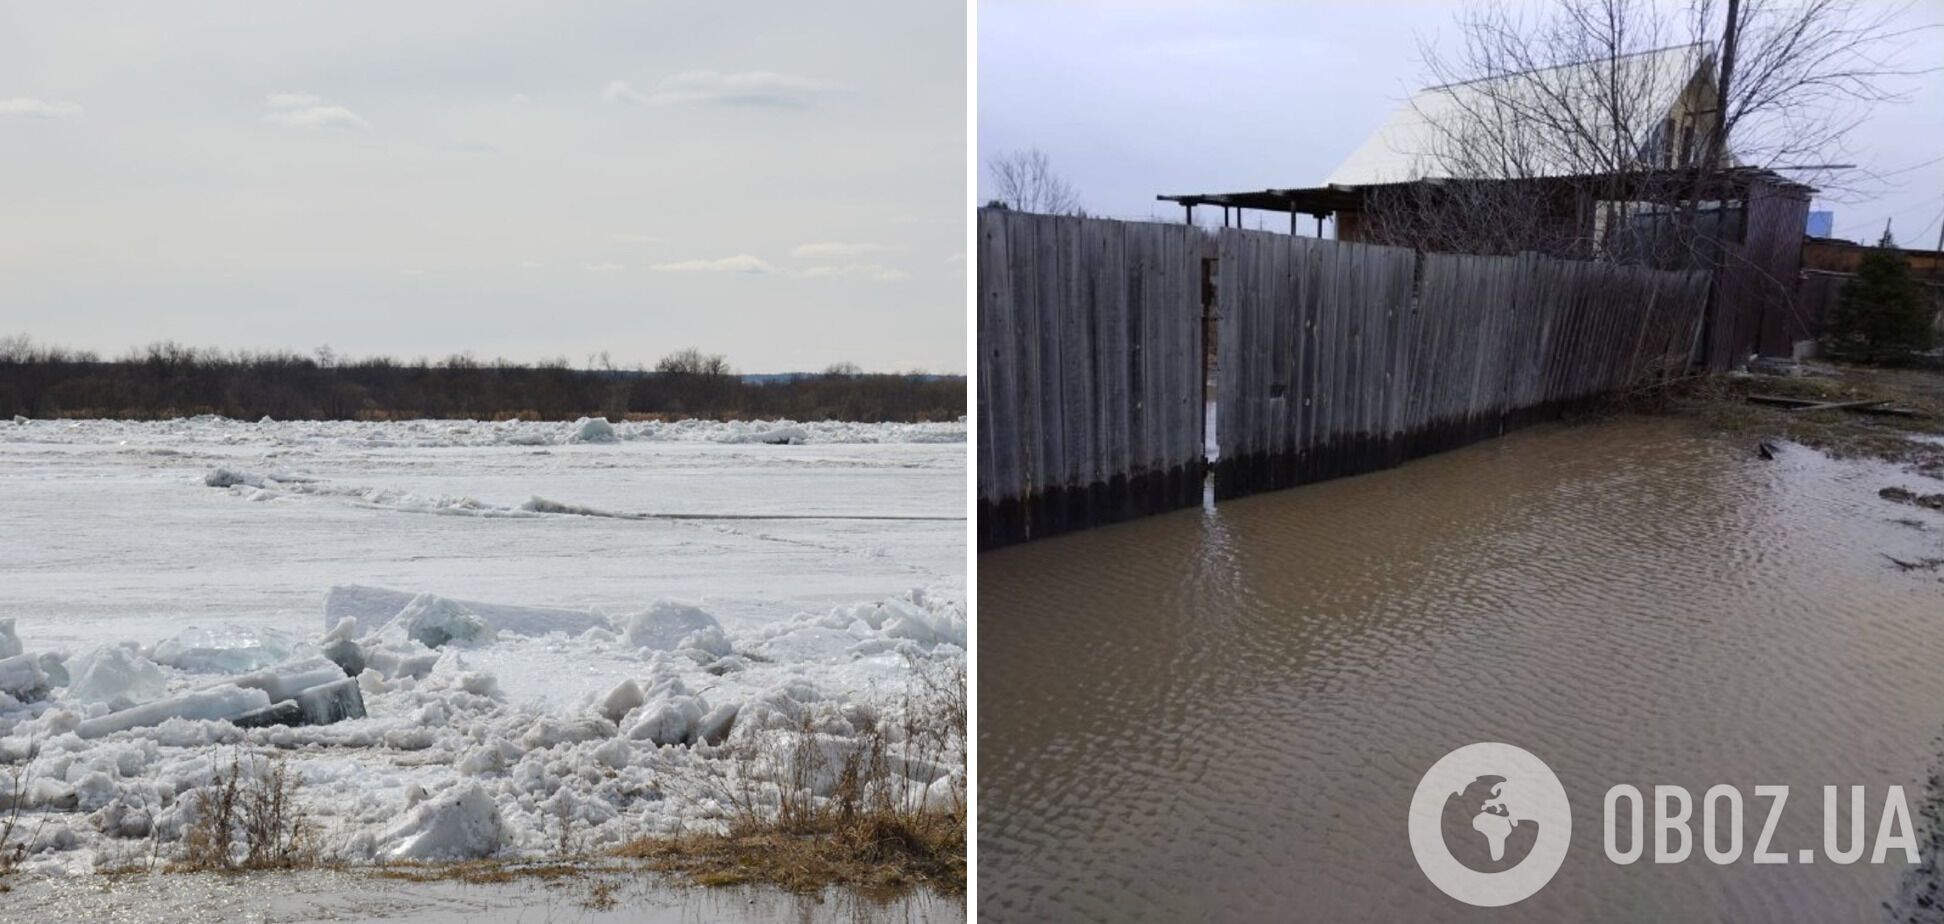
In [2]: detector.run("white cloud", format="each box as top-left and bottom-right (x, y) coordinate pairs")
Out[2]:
(607, 71), (824, 108)
(263, 93), (371, 132)
(518, 260), (546, 269)
(602, 80), (647, 105)
(507, 93), (531, 105)
(0, 98), (84, 120)
(582, 262), (625, 272)
(265, 92), (322, 109)
(650, 254), (773, 274)
(799, 263), (910, 282)
(791, 241), (905, 259)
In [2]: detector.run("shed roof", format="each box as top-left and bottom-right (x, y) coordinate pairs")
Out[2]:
(1156, 166), (1812, 219)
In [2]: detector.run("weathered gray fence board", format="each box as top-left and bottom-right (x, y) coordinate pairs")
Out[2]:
(978, 210), (1205, 547)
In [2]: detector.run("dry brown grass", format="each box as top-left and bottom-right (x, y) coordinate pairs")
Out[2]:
(0, 743), (49, 890)
(175, 751), (318, 872)
(614, 661), (967, 896)
(1659, 364), (1944, 470)
(615, 808), (965, 895)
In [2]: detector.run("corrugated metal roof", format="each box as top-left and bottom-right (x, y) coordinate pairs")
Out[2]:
(1326, 44), (1711, 186)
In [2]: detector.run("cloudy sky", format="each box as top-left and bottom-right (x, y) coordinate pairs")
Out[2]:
(980, 1), (1944, 246)
(0, 2), (965, 373)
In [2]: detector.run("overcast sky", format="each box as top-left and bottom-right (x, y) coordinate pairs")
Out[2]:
(0, 2), (965, 374)
(980, 1), (1944, 246)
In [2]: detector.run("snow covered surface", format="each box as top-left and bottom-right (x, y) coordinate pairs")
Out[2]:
(0, 416), (964, 875)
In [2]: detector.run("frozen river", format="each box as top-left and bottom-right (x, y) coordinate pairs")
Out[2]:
(0, 416), (965, 893)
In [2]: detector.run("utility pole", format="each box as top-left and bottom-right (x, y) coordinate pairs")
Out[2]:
(1713, 0), (1739, 166)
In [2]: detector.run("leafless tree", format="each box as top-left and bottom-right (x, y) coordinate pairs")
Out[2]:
(1360, 0), (1927, 262)
(653, 347), (732, 377)
(985, 148), (1081, 215)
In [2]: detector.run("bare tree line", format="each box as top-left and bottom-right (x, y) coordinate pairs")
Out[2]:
(0, 336), (962, 422)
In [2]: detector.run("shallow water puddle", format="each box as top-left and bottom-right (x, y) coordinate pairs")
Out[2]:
(11, 869), (962, 923)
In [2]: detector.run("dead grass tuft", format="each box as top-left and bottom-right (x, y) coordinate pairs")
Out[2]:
(614, 660), (967, 895)
(175, 751), (318, 872)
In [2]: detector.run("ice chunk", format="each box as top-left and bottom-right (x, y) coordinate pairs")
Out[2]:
(378, 784), (505, 860)
(228, 656), (347, 702)
(323, 585), (414, 637)
(568, 416), (618, 443)
(230, 701), (305, 729)
(76, 684), (271, 738)
(320, 638), (365, 677)
(153, 625), (295, 674)
(386, 594), (494, 649)
(203, 467), (265, 488)
(320, 616), (357, 644)
(363, 644), (438, 681)
(621, 601), (722, 651)
(519, 715), (613, 751)
(326, 585), (609, 638)
(597, 679), (645, 723)
(0, 618), (20, 658)
(293, 677), (366, 725)
(592, 737), (630, 769)
(0, 655), (49, 703)
(626, 693), (710, 747)
(678, 626), (733, 660)
(878, 595), (966, 649)
(65, 647), (168, 709)
(35, 651), (68, 688)
(693, 701), (739, 746)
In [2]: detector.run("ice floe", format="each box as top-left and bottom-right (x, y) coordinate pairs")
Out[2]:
(0, 585), (964, 875)
(1, 415), (963, 450)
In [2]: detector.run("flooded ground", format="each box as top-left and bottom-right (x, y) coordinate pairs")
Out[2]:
(8, 867), (962, 923)
(979, 415), (1944, 921)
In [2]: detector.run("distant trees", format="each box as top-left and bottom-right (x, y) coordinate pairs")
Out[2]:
(0, 336), (962, 422)
(985, 148), (1081, 215)
(654, 347), (732, 377)
(1824, 231), (1934, 363)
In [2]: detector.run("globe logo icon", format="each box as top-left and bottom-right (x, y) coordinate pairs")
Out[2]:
(1441, 775), (1541, 872)
(1409, 743), (1572, 907)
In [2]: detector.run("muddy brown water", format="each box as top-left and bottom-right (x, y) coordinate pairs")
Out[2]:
(978, 416), (1944, 921)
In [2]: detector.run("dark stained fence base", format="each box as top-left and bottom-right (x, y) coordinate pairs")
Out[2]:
(978, 463), (1206, 549)
(1212, 397), (1608, 501)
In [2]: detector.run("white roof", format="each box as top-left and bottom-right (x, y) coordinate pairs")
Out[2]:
(1326, 44), (1709, 186)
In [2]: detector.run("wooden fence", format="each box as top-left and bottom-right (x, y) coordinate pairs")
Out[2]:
(978, 210), (1713, 547)
(1216, 229), (1710, 497)
(977, 210), (1206, 548)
